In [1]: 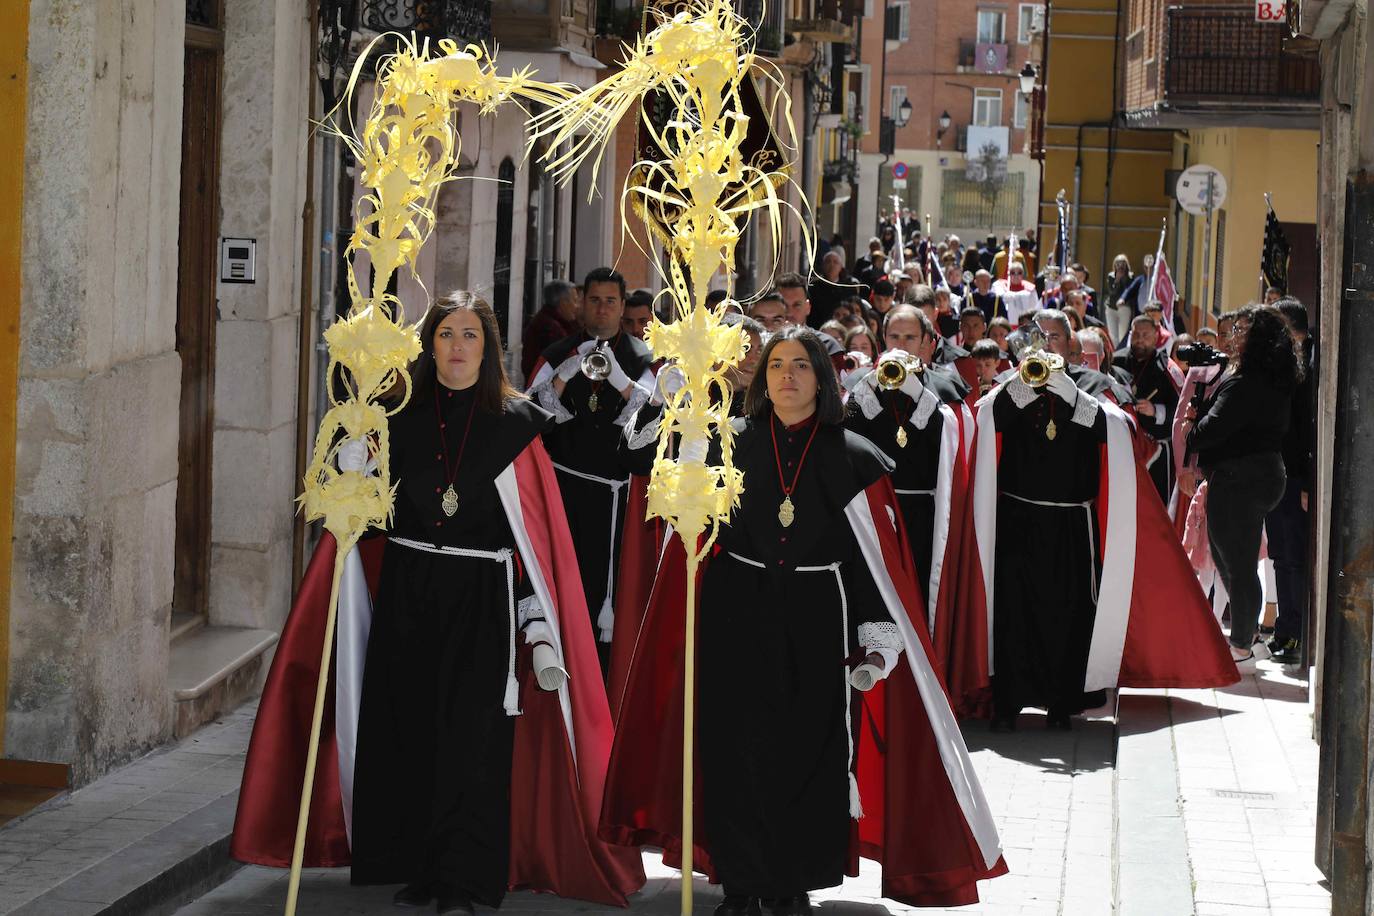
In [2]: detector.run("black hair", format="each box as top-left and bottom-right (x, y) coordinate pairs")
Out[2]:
(1235, 303), (1303, 390)
(705, 288), (730, 307)
(582, 266), (626, 299)
(970, 339), (1001, 359)
(775, 272), (807, 292)
(872, 278), (895, 297)
(625, 288), (655, 310)
(743, 325), (846, 426)
(1274, 296), (1310, 334)
(959, 305), (986, 321)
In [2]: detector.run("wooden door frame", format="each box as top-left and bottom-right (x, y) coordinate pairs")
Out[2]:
(0, 0), (31, 755)
(173, 13), (225, 629)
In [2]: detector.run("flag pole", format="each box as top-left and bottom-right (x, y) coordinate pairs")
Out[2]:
(1146, 217), (1166, 306)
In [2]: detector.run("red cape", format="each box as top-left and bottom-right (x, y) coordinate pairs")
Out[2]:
(602, 479), (1008, 907)
(606, 475), (664, 724)
(230, 442), (645, 906)
(951, 390), (1238, 715)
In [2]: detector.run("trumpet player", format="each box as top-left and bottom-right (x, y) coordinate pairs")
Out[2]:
(526, 267), (657, 672)
(954, 310), (1241, 731)
(996, 310), (1132, 404)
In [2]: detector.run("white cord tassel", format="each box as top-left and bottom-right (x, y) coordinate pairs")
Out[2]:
(849, 772), (865, 819)
(503, 674), (521, 716)
(502, 549), (522, 717)
(597, 596), (615, 643)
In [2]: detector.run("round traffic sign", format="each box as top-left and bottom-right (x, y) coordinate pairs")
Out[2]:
(892, 161), (908, 180)
(1175, 165), (1228, 216)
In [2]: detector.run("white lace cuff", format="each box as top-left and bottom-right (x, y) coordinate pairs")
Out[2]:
(613, 381), (652, 428)
(531, 378), (575, 423)
(624, 406), (663, 451)
(517, 594), (545, 629)
(849, 372), (882, 419)
(911, 387), (939, 430)
(1071, 391), (1100, 427)
(1006, 377), (1037, 409)
(858, 621), (903, 651)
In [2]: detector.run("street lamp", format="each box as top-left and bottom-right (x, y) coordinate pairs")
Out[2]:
(896, 96), (913, 128)
(936, 109), (952, 147)
(1019, 62), (1037, 95)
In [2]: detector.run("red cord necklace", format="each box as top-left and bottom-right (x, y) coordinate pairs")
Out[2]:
(770, 409), (822, 528)
(434, 382), (479, 517)
(889, 394), (911, 449)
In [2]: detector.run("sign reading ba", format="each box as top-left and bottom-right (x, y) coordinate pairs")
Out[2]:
(892, 161), (908, 180)
(1254, 0), (1286, 22)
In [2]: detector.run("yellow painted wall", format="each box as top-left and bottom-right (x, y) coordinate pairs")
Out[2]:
(1040, 0), (1174, 288)
(1175, 127), (1319, 318)
(0, 1), (29, 753)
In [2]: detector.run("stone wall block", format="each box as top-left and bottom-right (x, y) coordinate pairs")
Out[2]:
(206, 543), (267, 629)
(210, 427), (271, 547)
(144, 0), (186, 358)
(213, 319), (271, 429)
(17, 440), (86, 518)
(86, 351), (181, 502)
(143, 479), (178, 617)
(268, 314), (300, 430)
(17, 376), (87, 441)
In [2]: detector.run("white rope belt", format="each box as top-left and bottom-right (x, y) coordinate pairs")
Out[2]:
(893, 487), (936, 496)
(1001, 492), (1099, 604)
(389, 537), (523, 716)
(553, 462), (628, 643)
(725, 551), (864, 819)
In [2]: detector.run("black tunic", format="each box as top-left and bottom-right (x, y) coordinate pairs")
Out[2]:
(537, 332), (655, 666)
(349, 386), (551, 904)
(990, 386), (1109, 717)
(1112, 347), (1180, 500)
(699, 415), (894, 898)
(844, 390), (946, 595)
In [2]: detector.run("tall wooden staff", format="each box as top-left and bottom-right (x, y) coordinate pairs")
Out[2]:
(285, 40), (569, 916)
(528, 2), (807, 911)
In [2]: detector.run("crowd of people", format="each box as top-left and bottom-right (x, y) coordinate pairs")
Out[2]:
(227, 227), (1315, 915)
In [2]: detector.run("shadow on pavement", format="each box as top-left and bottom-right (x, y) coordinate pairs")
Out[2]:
(962, 715), (1115, 776)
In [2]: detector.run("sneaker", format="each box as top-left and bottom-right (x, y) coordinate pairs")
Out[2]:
(1250, 636), (1273, 661)
(1270, 638), (1302, 665)
(1230, 647), (1258, 668)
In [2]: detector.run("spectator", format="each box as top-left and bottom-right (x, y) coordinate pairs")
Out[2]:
(870, 278), (897, 318)
(958, 306), (988, 346)
(1071, 263), (1096, 308)
(1101, 254), (1135, 344)
(819, 319), (848, 345)
(988, 316), (1013, 359)
(807, 252), (855, 327)
(844, 325), (881, 361)
(933, 286), (960, 338)
(1264, 298), (1314, 664)
(748, 292), (788, 334)
(1063, 289), (1105, 330)
(776, 272), (813, 327)
(1183, 304), (1302, 664)
(1196, 326), (1220, 349)
(521, 279), (581, 381)
(969, 338), (1003, 397)
(828, 233), (848, 268)
(969, 269), (1006, 322)
(1264, 286), (1284, 305)
(832, 296), (864, 329)
(1077, 329), (1107, 372)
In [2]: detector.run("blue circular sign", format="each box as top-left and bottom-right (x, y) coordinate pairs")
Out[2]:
(892, 162), (908, 179)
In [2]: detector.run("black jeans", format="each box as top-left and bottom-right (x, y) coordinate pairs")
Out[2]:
(1265, 479), (1310, 644)
(1206, 453), (1286, 650)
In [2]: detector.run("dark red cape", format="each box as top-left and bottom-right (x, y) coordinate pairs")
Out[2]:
(230, 441), (645, 906)
(601, 479), (1008, 907)
(951, 392), (1238, 716)
(607, 475), (664, 724)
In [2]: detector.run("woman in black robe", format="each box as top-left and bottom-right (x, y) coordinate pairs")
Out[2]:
(347, 292), (564, 915)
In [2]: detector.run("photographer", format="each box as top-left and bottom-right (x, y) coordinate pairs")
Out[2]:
(1183, 304), (1303, 663)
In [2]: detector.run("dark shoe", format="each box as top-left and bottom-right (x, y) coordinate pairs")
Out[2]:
(434, 888), (475, 916)
(392, 884), (433, 908)
(1258, 624), (1275, 638)
(764, 893), (811, 915)
(990, 714), (1017, 733)
(1270, 637), (1302, 664)
(715, 895), (762, 915)
(1046, 712), (1072, 730)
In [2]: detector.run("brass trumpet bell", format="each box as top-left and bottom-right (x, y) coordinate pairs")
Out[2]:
(1017, 349), (1065, 388)
(875, 353), (924, 390)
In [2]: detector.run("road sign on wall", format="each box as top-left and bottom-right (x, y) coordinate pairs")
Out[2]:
(892, 162), (908, 179)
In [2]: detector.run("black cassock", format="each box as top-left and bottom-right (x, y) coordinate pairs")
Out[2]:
(1112, 347), (1179, 502)
(844, 388), (946, 593)
(990, 385), (1109, 718)
(699, 415), (896, 898)
(529, 332), (655, 665)
(349, 386), (549, 905)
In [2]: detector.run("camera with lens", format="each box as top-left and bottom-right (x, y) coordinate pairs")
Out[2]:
(1176, 342), (1228, 369)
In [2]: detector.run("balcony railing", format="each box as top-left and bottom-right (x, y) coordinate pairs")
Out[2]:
(1122, 5), (1319, 124)
(358, 0), (493, 46)
(737, 0), (786, 56)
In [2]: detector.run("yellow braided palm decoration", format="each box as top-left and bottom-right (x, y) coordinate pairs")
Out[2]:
(528, 0), (809, 552)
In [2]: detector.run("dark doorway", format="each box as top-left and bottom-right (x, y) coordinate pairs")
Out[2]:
(493, 157), (515, 342)
(172, 11), (224, 634)
(1281, 221), (1319, 316)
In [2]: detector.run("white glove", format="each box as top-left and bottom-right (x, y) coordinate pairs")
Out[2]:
(654, 365), (686, 405)
(532, 643), (568, 691)
(556, 351), (584, 382)
(599, 347), (632, 392)
(1045, 369), (1079, 405)
(336, 438), (371, 473)
(850, 664), (882, 692)
(899, 366), (926, 400)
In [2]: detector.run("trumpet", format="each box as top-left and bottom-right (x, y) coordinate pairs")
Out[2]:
(875, 352), (924, 390)
(842, 351), (873, 373)
(1016, 336), (1066, 387)
(581, 345), (611, 381)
